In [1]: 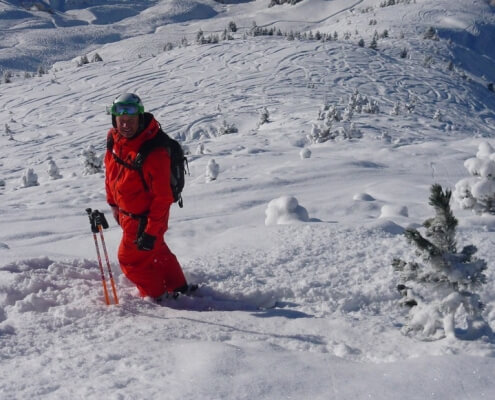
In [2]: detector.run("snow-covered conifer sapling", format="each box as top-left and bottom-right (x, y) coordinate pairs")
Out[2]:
(393, 184), (490, 340)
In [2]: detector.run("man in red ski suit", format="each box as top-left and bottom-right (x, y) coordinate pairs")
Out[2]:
(104, 93), (188, 299)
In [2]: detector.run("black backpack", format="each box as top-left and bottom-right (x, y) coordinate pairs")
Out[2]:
(107, 129), (189, 208)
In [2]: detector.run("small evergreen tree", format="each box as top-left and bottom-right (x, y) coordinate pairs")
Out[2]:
(206, 159), (219, 182)
(228, 21), (237, 33)
(77, 55), (89, 67)
(47, 158), (62, 180)
(250, 21), (262, 36)
(423, 26), (439, 40)
(3, 70), (12, 84)
(218, 120), (238, 135)
(81, 145), (103, 175)
(91, 53), (103, 62)
(369, 31), (378, 50)
(307, 123), (334, 144)
(393, 184), (489, 340)
(258, 107), (270, 126)
(390, 102), (400, 116)
(21, 168), (39, 188)
(196, 29), (205, 44)
(37, 65), (46, 77)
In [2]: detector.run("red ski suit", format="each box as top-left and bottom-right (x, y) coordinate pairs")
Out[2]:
(104, 114), (186, 298)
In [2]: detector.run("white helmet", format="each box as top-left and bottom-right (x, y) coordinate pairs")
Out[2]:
(110, 93), (144, 115)
(110, 92), (145, 128)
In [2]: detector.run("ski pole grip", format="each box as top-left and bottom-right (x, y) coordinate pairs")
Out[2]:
(93, 210), (109, 230)
(86, 208), (99, 233)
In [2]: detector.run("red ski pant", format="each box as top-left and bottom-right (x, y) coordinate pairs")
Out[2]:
(117, 215), (186, 298)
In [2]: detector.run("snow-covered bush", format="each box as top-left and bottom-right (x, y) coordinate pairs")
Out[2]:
(423, 26), (439, 40)
(433, 110), (443, 121)
(77, 55), (89, 67)
(307, 123), (334, 144)
(390, 102), (400, 116)
(454, 142), (495, 214)
(91, 53), (103, 62)
(3, 70), (12, 84)
(300, 148), (311, 159)
(228, 21), (237, 33)
(362, 99), (380, 114)
(348, 89), (368, 114)
(37, 65), (46, 77)
(47, 158), (62, 180)
(405, 97), (416, 113)
(317, 102), (329, 120)
(218, 120), (238, 135)
(206, 159), (219, 182)
(269, 0), (303, 8)
(80, 145), (102, 175)
(258, 107), (270, 126)
(369, 36), (378, 50)
(21, 168), (39, 188)
(369, 32), (378, 50)
(265, 196), (309, 225)
(221, 29), (234, 41)
(325, 104), (342, 122)
(196, 143), (206, 155)
(393, 184), (489, 340)
(196, 29), (205, 44)
(339, 122), (362, 139)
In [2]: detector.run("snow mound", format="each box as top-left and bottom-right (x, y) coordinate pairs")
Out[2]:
(380, 205), (409, 218)
(265, 196), (309, 226)
(353, 193), (376, 201)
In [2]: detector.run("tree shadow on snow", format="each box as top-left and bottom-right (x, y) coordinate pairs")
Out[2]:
(454, 324), (495, 343)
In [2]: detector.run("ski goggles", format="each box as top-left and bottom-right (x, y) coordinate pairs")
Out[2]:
(110, 102), (144, 116)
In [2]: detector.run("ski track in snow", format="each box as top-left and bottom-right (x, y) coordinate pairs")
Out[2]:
(1, 0), (495, 398)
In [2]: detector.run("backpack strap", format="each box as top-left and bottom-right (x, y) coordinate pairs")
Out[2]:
(107, 132), (150, 191)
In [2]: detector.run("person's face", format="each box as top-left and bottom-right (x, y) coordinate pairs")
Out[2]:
(116, 114), (139, 138)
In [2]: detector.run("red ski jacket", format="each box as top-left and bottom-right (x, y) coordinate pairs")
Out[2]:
(104, 115), (174, 237)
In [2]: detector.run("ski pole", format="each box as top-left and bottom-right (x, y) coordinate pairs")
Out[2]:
(94, 212), (119, 305)
(86, 208), (110, 305)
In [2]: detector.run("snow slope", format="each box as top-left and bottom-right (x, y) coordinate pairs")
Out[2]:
(1, 0), (495, 398)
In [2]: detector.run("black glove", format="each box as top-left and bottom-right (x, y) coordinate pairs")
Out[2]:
(135, 233), (156, 251)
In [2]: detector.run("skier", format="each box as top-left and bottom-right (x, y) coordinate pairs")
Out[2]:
(104, 93), (189, 300)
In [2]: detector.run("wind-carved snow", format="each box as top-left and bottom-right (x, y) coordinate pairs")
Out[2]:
(0, 0), (495, 398)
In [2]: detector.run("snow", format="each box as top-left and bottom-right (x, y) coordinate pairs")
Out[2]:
(1, 0), (495, 398)
(264, 195), (310, 225)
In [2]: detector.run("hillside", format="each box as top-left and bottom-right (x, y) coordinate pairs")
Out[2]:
(1, 0), (495, 399)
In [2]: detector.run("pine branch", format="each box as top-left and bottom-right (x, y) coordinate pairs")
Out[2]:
(404, 228), (441, 257)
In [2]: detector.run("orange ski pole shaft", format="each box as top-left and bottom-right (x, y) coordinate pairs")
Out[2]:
(98, 225), (119, 304)
(87, 208), (111, 305)
(92, 231), (110, 305)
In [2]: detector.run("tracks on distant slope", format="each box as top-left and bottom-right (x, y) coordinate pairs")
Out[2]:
(244, 0), (365, 30)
